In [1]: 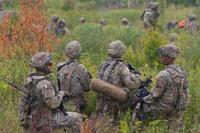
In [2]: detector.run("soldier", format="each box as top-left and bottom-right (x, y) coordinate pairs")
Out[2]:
(55, 19), (70, 36)
(141, 2), (160, 30)
(168, 33), (178, 44)
(99, 18), (107, 26)
(121, 18), (129, 26)
(47, 15), (59, 32)
(185, 14), (200, 35)
(19, 52), (81, 133)
(95, 40), (141, 121)
(166, 21), (178, 31)
(79, 16), (86, 24)
(0, 2), (4, 22)
(137, 44), (188, 133)
(57, 40), (91, 113)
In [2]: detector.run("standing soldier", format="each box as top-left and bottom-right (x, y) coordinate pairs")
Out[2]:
(57, 40), (91, 113)
(137, 44), (188, 133)
(185, 14), (199, 35)
(55, 19), (70, 36)
(19, 52), (81, 133)
(141, 2), (160, 30)
(95, 40), (141, 121)
(47, 15), (59, 32)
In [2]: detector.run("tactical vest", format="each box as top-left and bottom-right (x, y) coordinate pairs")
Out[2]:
(166, 66), (188, 111)
(98, 58), (123, 83)
(57, 60), (80, 95)
(23, 73), (49, 115)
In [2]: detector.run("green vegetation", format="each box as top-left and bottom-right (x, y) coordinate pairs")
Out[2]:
(0, 0), (200, 132)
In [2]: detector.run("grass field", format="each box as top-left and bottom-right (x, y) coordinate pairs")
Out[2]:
(0, 0), (200, 132)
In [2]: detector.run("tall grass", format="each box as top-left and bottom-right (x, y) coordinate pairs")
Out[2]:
(0, 0), (200, 132)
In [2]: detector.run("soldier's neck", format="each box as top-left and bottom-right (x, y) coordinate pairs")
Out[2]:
(68, 58), (77, 62)
(35, 70), (49, 76)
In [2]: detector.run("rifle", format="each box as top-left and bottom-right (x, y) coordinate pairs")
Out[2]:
(0, 77), (26, 94)
(131, 77), (152, 122)
(136, 77), (152, 98)
(127, 63), (141, 75)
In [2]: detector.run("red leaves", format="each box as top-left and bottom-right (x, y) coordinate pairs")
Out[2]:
(0, 0), (58, 59)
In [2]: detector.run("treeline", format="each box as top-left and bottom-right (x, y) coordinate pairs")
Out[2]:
(167, 0), (200, 6)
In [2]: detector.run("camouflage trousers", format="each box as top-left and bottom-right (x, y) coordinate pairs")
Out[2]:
(141, 103), (183, 133)
(52, 111), (82, 133)
(96, 96), (120, 121)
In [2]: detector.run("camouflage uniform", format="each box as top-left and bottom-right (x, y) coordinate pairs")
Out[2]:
(99, 18), (107, 26)
(19, 52), (81, 133)
(168, 33), (178, 44)
(140, 44), (188, 133)
(96, 40), (141, 120)
(57, 40), (91, 113)
(55, 19), (70, 36)
(185, 14), (199, 35)
(166, 21), (178, 31)
(79, 17), (86, 24)
(47, 15), (59, 32)
(0, 2), (4, 22)
(142, 2), (160, 29)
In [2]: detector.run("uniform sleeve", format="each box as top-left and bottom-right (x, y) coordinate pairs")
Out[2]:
(37, 80), (65, 109)
(144, 11), (152, 24)
(119, 64), (141, 90)
(77, 64), (92, 92)
(143, 71), (169, 103)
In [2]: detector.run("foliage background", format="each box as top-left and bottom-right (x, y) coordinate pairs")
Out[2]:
(0, 0), (200, 132)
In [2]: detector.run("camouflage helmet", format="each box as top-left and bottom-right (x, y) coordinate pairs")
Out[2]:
(65, 40), (82, 59)
(80, 16), (86, 23)
(108, 40), (126, 58)
(99, 18), (107, 26)
(169, 33), (178, 43)
(51, 15), (59, 22)
(148, 2), (159, 9)
(188, 14), (197, 21)
(58, 19), (66, 26)
(30, 52), (52, 68)
(121, 18), (128, 25)
(159, 44), (180, 58)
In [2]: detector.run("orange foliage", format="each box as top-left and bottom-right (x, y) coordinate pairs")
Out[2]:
(0, 0), (59, 59)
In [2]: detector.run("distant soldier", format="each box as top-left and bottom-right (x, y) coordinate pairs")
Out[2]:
(121, 18), (129, 26)
(137, 44), (188, 133)
(0, 2), (4, 22)
(96, 40), (141, 121)
(185, 14), (200, 35)
(145, 0), (155, 7)
(79, 16), (86, 24)
(55, 19), (70, 36)
(19, 52), (81, 133)
(57, 40), (91, 113)
(166, 21), (178, 31)
(99, 18), (107, 26)
(141, 2), (160, 30)
(47, 15), (59, 32)
(168, 33), (178, 44)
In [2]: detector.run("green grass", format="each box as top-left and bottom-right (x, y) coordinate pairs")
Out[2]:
(1, 1), (200, 132)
